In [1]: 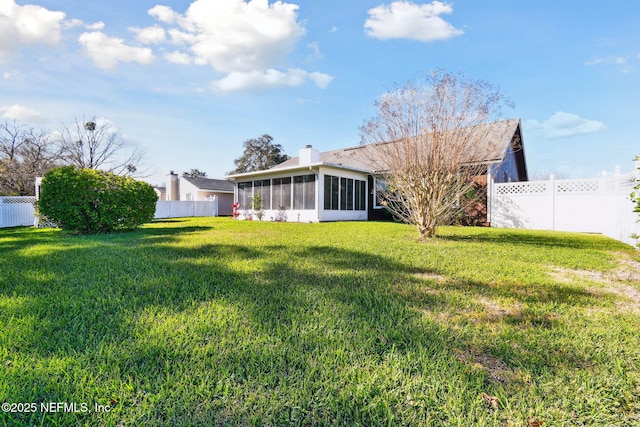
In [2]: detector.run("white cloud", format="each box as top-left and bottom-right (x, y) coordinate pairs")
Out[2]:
(79, 31), (155, 70)
(308, 71), (333, 89)
(148, 5), (181, 24)
(211, 68), (333, 92)
(586, 55), (632, 73)
(63, 18), (105, 31)
(145, 0), (333, 92)
(149, 0), (305, 73)
(85, 21), (106, 31)
(525, 112), (606, 139)
(306, 42), (324, 62)
(164, 50), (193, 65)
(586, 56), (627, 66)
(365, 1), (463, 42)
(0, 0), (65, 61)
(63, 18), (83, 29)
(130, 25), (166, 44)
(168, 28), (197, 45)
(1, 104), (46, 123)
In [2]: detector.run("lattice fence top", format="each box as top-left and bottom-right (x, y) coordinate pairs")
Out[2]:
(495, 172), (638, 196)
(603, 173), (637, 192)
(495, 182), (547, 195)
(555, 180), (599, 193)
(0, 196), (36, 204)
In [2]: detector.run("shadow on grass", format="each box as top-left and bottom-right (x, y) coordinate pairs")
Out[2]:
(437, 227), (630, 251)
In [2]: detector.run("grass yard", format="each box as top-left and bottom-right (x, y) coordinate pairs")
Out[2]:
(1, 218), (639, 426)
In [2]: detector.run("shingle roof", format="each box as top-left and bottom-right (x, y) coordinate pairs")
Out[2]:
(181, 175), (234, 192)
(271, 118), (521, 173)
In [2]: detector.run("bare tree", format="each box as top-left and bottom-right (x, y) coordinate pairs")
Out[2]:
(58, 117), (148, 177)
(360, 70), (512, 239)
(0, 121), (60, 195)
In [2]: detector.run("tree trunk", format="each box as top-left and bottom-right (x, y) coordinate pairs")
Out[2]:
(417, 224), (436, 240)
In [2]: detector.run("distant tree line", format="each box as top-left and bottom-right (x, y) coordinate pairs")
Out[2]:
(0, 117), (147, 196)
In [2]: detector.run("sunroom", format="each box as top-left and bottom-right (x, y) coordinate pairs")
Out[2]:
(226, 146), (370, 222)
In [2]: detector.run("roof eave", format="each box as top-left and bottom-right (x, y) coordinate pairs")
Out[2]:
(227, 162), (371, 180)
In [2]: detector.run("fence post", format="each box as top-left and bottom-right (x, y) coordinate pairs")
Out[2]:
(487, 175), (494, 227)
(549, 174), (556, 230)
(614, 165), (621, 192)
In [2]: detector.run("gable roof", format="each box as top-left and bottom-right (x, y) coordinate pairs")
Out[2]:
(226, 118), (525, 181)
(272, 118), (522, 174)
(181, 175), (234, 192)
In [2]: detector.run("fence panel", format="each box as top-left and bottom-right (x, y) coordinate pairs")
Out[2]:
(0, 197), (36, 228)
(490, 181), (554, 230)
(154, 200), (218, 219)
(1, 198), (219, 228)
(489, 171), (639, 246)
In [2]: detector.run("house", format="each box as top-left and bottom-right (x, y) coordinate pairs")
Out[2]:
(153, 186), (167, 201)
(166, 172), (235, 216)
(226, 118), (528, 222)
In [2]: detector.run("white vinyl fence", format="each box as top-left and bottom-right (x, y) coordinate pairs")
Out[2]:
(154, 199), (218, 219)
(489, 168), (640, 246)
(0, 198), (218, 228)
(0, 196), (36, 228)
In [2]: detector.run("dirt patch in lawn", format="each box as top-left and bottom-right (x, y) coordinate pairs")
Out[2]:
(456, 349), (512, 384)
(548, 252), (640, 311)
(412, 271), (448, 284)
(476, 296), (522, 319)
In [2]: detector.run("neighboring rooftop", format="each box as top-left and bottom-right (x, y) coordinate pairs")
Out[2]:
(181, 175), (235, 192)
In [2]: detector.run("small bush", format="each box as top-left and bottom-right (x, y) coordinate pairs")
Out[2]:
(37, 166), (157, 233)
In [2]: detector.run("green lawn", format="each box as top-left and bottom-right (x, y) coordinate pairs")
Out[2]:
(1, 218), (639, 426)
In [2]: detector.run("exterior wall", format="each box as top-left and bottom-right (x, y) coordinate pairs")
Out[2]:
(216, 193), (234, 216)
(490, 130), (527, 183)
(179, 178), (199, 201)
(320, 210), (368, 222)
(234, 208), (319, 222)
(317, 167), (369, 222)
(491, 146), (520, 183)
(233, 169), (320, 222)
(231, 165), (370, 222)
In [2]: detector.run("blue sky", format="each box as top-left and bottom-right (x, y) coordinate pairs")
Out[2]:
(1, 0), (639, 185)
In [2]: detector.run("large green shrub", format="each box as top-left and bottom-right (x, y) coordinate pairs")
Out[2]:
(38, 166), (157, 233)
